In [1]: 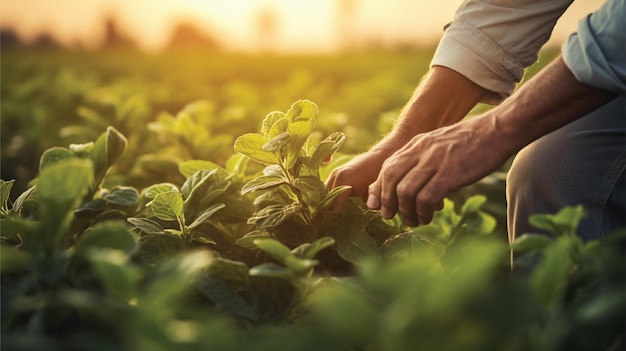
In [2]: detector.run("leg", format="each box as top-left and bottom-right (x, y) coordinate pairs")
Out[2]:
(507, 95), (625, 243)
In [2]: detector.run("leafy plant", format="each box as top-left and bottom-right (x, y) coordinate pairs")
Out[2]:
(1, 98), (623, 351)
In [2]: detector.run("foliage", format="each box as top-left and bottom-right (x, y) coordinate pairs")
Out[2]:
(1, 82), (623, 349)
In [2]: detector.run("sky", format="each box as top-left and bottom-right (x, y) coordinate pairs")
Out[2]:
(0, 0), (605, 53)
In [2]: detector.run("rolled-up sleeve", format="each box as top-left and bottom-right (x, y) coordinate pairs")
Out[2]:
(431, 0), (573, 103)
(562, 0), (626, 94)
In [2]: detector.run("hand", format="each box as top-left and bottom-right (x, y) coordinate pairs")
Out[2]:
(367, 114), (513, 226)
(325, 144), (397, 210)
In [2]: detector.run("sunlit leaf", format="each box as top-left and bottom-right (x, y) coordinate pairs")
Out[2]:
(181, 169), (216, 199)
(253, 238), (292, 263)
(234, 133), (280, 165)
(249, 262), (291, 279)
(241, 175), (287, 195)
(91, 127), (127, 184)
(152, 191), (184, 221)
(0, 179), (14, 214)
(261, 111), (286, 138)
(143, 183), (179, 200)
(179, 160), (224, 178)
(262, 131), (291, 152)
(39, 147), (75, 173)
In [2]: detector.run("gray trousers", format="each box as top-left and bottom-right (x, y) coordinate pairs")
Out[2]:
(507, 95), (625, 243)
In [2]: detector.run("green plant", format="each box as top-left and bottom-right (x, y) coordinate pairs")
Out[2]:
(1, 99), (623, 351)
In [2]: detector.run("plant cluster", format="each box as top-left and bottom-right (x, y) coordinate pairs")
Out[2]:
(1, 100), (624, 351)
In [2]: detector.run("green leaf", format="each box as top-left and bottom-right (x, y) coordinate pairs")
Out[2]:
(88, 249), (138, 301)
(458, 211), (497, 236)
(248, 203), (301, 229)
(253, 238), (292, 264)
(103, 186), (139, 206)
(151, 191), (184, 221)
(225, 154), (249, 176)
(39, 147), (75, 172)
(294, 176), (326, 207)
(205, 258), (251, 285)
(530, 235), (577, 306)
(0, 217), (38, 237)
(552, 205), (586, 236)
(510, 234), (553, 252)
(91, 127), (128, 184)
(0, 245), (29, 273)
(291, 236), (335, 259)
(69, 142), (94, 155)
(74, 221), (138, 258)
(528, 214), (560, 235)
(241, 175), (287, 195)
(138, 233), (186, 266)
(195, 274), (258, 320)
(261, 131), (291, 152)
(528, 206), (586, 237)
(249, 262), (291, 279)
(12, 185), (36, 214)
(235, 230), (272, 249)
(38, 158), (94, 249)
(234, 133), (280, 165)
(179, 160), (224, 178)
(336, 229), (381, 263)
(188, 203), (226, 229)
(284, 255), (318, 273)
(127, 217), (165, 234)
(317, 185), (352, 212)
(308, 132), (345, 170)
(576, 290), (626, 323)
(0, 179), (14, 214)
(261, 111), (287, 138)
(380, 232), (432, 259)
(460, 195), (487, 217)
(143, 183), (179, 199)
(144, 251), (212, 304)
(285, 100), (318, 168)
(181, 169), (217, 199)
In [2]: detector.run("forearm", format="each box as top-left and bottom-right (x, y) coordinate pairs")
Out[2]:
(376, 65), (492, 151)
(494, 55), (617, 154)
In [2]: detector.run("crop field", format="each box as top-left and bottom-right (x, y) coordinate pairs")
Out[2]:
(1, 47), (624, 351)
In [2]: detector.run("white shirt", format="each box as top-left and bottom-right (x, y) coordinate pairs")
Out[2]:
(431, 0), (625, 103)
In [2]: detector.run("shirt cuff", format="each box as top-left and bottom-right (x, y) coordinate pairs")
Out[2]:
(431, 20), (526, 104)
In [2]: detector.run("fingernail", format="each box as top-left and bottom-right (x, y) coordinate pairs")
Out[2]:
(381, 206), (393, 219)
(366, 194), (379, 209)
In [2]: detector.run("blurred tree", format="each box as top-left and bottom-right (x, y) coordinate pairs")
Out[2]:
(166, 21), (220, 51)
(254, 6), (279, 53)
(102, 16), (136, 49)
(0, 28), (22, 49)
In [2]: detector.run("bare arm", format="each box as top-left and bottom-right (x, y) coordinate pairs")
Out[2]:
(367, 55), (617, 226)
(326, 66), (491, 207)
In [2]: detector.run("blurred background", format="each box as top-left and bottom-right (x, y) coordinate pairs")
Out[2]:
(1, 0), (603, 53)
(0, 0), (606, 227)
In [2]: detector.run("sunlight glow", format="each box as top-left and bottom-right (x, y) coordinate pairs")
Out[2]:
(0, 0), (605, 52)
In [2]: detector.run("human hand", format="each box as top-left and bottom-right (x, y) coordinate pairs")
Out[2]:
(366, 114), (513, 226)
(325, 144), (397, 211)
